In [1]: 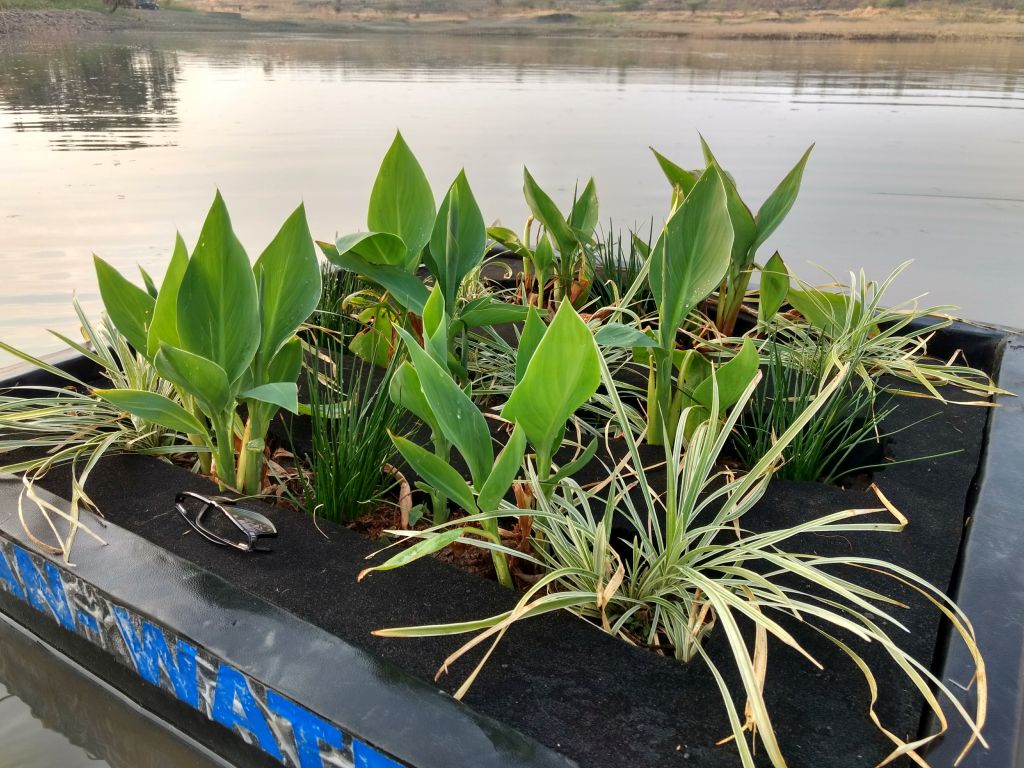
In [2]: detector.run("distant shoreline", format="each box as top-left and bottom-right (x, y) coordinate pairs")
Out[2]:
(2, 4), (1024, 42)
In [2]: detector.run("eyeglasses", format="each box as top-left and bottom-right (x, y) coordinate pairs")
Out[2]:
(175, 492), (277, 553)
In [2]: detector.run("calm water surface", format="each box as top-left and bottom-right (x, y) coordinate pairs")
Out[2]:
(0, 33), (1023, 368)
(0, 614), (223, 768)
(0, 29), (1023, 763)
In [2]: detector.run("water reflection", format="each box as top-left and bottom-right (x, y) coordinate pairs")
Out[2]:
(0, 44), (179, 150)
(0, 615), (223, 768)
(0, 32), (1022, 368)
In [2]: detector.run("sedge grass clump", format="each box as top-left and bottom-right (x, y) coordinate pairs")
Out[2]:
(733, 333), (896, 484)
(297, 339), (401, 525)
(585, 222), (655, 314)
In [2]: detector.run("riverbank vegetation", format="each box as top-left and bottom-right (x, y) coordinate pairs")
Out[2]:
(2, 0), (1022, 40)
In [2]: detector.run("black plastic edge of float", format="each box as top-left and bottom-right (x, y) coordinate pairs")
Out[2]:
(1, 316), (1019, 768)
(0, 477), (577, 768)
(924, 326), (1024, 768)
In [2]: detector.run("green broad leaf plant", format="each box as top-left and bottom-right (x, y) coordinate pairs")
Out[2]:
(377, 291), (601, 586)
(488, 170), (598, 309)
(651, 137), (813, 337)
(322, 132), (528, 370)
(93, 192), (322, 495)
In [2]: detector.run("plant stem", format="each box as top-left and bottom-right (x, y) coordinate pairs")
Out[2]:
(717, 266), (753, 336)
(236, 405), (269, 496)
(211, 414), (237, 492)
(431, 433), (451, 524)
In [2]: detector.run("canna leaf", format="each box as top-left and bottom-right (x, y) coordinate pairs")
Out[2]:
(595, 323), (658, 349)
(391, 435), (477, 513)
(266, 337), (303, 385)
(147, 233), (189, 359)
(367, 131), (436, 271)
(567, 178), (599, 241)
(139, 266), (159, 299)
(93, 255), (155, 354)
(94, 389), (207, 436)
(649, 165), (734, 349)
(389, 362), (440, 435)
(788, 287), (862, 339)
(333, 231), (407, 267)
(693, 339), (760, 415)
(239, 382), (299, 414)
(154, 344), (232, 415)
(751, 144), (814, 256)
(502, 299), (600, 462)
(651, 147), (699, 198)
(395, 326), (494, 487)
(456, 299), (530, 331)
(253, 203), (322, 365)
(358, 527), (465, 581)
(523, 168), (576, 258)
(699, 136), (757, 269)
(432, 170), (486, 310)
(486, 226), (531, 260)
(326, 244), (430, 315)
(515, 306), (546, 385)
(758, 252), (790, 325)
(477, 423), (527, 513)
(549, 437), (599, 485)
(176, 192), (261, 384)
(533, 231), (556, 274)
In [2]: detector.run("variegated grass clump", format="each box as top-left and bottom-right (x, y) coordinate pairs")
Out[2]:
(0, 299), (191, 561)
(368, 352), (987, 768)
(762, 261), (1008, 404)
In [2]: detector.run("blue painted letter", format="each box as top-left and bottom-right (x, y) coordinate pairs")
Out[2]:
(0, 546), (25, 600)
(13, 546), (74, 630)
(112, 605), (199, 708)
(266, 690), (344, 768)
(212, 663), (283, 760)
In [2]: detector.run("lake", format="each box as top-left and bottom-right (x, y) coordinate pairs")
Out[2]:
(1, 32), (1023, 370)
(0, 27), (1022, 764)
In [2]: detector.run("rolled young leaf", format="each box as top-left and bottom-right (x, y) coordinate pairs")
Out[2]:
(699, 136), (757, 269)
(758, 252), (790, 325)
(431, 170), (486, 311)
(147, 234), (189, 359)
